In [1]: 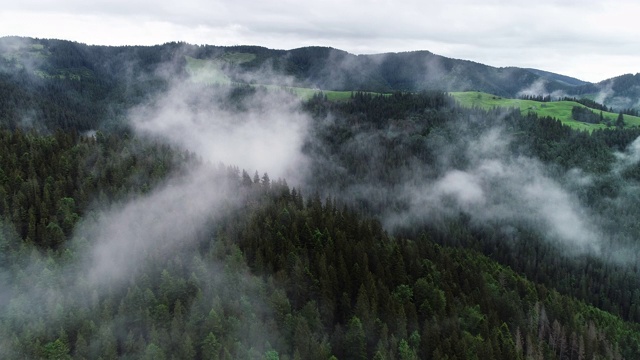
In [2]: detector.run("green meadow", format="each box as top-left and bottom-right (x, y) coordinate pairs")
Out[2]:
(183, 56), (638, 129)
(286, 87), (362, 101)
(184, 52), (256, 84)
(450, 91), (640, 131)
(184, 56), (363, 101)
(217, 52), (256, 65)
(184, 56), (232, 84)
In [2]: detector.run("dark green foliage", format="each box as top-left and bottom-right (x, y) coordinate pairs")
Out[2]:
(577, 74), (640, 111)
(0, 128), (191, 246)
(0, 37), (188, 131)
(520, 94), (552, 102)
(617, 112), (626, 128)
(0, 125), (639, 359)
(562, 97), (609, 111)
(226, 179), (639, 359)
(571, 106), (602, 124)
(2, 35), (622, 115)
(2, 42), (640, 359)
(301, 91), (640, 341)
(620, 107), (639, 117)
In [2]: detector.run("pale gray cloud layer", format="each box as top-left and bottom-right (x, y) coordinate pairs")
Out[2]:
(1, 0), (638, 82)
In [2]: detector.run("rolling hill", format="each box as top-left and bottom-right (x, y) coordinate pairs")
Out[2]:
(450, 91), (640, 131)
(2, 36), (638, 121)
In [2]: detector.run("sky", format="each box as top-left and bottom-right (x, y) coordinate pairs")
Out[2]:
(1, 0), (638, 83)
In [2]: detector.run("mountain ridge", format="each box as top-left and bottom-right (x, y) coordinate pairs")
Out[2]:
(1, 35), (639, 130)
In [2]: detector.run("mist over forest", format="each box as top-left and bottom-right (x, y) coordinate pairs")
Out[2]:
(2, 36), (640, 359)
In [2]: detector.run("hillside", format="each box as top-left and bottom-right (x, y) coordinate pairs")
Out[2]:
(3, 37), (640, 359)
(2, 36), (639, 134)
(450, 91), (640, 131)
(582, 73), (640, 111)
(524, 68), (589, 87)
(2, 103), (640, 358)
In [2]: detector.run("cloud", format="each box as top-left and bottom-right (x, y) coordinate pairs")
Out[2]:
(614, 136), (640, 169)
(2, 1), (640, 82)
(594, 79), (615, 104)
(386, 127), (601, 253)
(434, 170), (486, 207)
(86, 70), (313, 282)
(0, 158), (281, 356)
(513, 78), (568, 99)
(517, 78), (549, 97)
(306, 110), (604, 255)
(79, 164), (236, 284)
(129, 82), (311, 184)
(0, 69), (309, 358)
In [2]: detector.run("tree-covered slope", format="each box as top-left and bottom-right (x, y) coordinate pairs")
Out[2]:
(450, 91), (640, 131)
(0, 129), (638, 359)
(0, 37), (188, 131)
(575, 73), (640, 111)
(3, 37), (640, 359)
(0, 36), (600, 128)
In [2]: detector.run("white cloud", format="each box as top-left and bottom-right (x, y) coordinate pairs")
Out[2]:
(382, 127), (602, 254)
(81, 164), (235, 284)
(434, 170), (486, 207)
(1, 0), (639, 82)
(129, 82), (310, 183)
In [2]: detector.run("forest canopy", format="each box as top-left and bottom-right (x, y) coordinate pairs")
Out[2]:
(2, 37), (640, 360)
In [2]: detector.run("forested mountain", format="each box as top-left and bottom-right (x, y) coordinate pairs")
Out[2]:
(523, 69), (589, 87)
(1, 117), (640, 359)
(0, 37), (190, 131)
(3, 35), (638, 121)
(575, 74), (640, 111)
(3, 37), (640, 359)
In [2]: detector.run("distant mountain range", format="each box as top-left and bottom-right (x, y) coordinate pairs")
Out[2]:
(1, 36), (639, 120)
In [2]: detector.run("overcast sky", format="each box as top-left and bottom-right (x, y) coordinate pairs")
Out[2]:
(1, 0), (638, 83)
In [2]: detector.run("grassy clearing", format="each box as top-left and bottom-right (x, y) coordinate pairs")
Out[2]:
(34, 70), (62, 79)
(287, 87), (355, 101)
(324, 91), (359, 101)
(257, 85), (366, 101)
(218, 52), (256, 65)
(33, 68), (91, 81)
(2, 42), (48, 68)
(184, 53), (256, 85)
(184, 56), (231, 84)
(289, 87), (389, 101)
(184, 54), (382, 101)
(450, 91), (640, 131)
(183, 51), (401, 103)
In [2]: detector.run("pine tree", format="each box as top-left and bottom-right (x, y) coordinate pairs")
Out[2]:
(616, 112), (625, 128)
